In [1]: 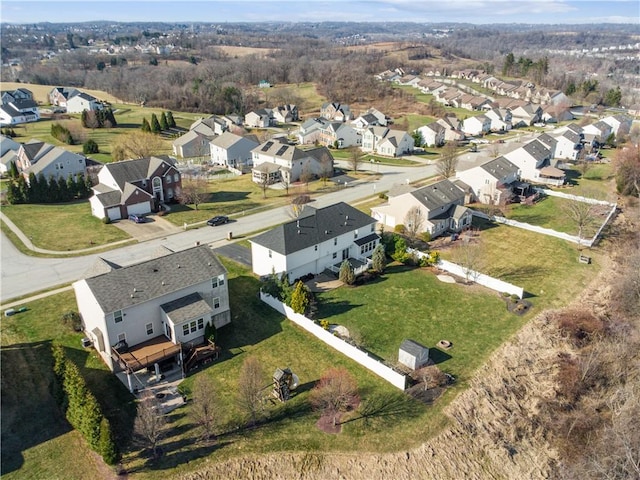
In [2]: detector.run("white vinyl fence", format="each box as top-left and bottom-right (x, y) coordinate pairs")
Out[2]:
(407, 248), (524, 299)
(260, 291), (408, 390)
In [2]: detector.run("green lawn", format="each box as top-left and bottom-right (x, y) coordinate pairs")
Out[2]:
(330, 149), (420, 166)
(557, 163), (616, 201)
(316, 263), (527, 383)
(504, 195), (596, 236)
(1, 201), (131, 251)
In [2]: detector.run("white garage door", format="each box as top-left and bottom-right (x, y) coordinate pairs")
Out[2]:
(106, 207), (121, 221)
(127, 201), (151, 216)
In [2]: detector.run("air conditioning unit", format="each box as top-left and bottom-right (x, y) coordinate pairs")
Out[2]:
(81, 337), (92, 348)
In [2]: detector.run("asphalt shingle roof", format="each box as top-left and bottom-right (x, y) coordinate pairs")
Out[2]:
(102, 155), (176, 190)
(480, 157), (519, 179)
(84, 245), (227, 313)
(250, 202), (376, 256)
(410, 179), (465, 212)
(161, 292), (213, 324)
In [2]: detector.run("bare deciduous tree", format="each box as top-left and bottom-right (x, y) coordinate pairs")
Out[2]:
(319, 150), (334, 187)
(178, 175), (209, 210)
(562, 193), (599, 249)
(613, 144), (640, 198)
(237, 356), (266, 427)
(134, 392), (167, 458)
(348, 146), (363, 173)
(451, 233), (485, 283)
(404, 206), (424, 244)
(437, 142), (459, 179)
(190, 375), (219, 442)
(416, 365), (448, 392)
(309, 367), (359, 426)
(111, 132), (164, 161)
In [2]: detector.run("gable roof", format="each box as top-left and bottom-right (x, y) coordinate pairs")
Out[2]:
(479, 156), (519, 179)
(410, 179), (465, 211)
(102, 155), (176, 191)
(250, 202), (375, 256)
(210, 131), (258, 150)
(83, 245), (227, 313)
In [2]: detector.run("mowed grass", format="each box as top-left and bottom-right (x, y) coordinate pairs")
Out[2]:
(316, 263), (527, 385)
(560, 163), (616, 201)
(1, 290), (136, 480)
(1, 201), (131, 250)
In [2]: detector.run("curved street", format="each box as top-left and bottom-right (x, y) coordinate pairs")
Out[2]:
(0, 144), (510, 304)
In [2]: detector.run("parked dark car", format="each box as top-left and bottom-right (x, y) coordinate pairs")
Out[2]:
(128, 214), (145, 223)
(207, 215), (229, 226)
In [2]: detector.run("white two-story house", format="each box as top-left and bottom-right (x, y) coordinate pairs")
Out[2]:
(361, 126), (414, 157)
(250, 202), (380, 281)
(456, 156), (521, 205)
(73, 245), (231, 392)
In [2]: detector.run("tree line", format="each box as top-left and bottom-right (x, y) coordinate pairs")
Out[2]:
(6, 166), (93, 205)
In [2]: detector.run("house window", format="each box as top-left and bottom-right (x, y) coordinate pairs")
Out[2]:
(333, 252), (337, 259)
(268, 250), (272, 258)
(190, 321), (197, 333)
(174, 173), (179, 183)
(114, 310), (123, 323)
(314, 245), (318, 251)
(371, 224), (375, 232)
(117, 333), (126, 343)
(214, 297), (220, 309)
(334, 238), (337, 246)
(146, 323), (154, 335)
(354, 230), (358, 239)
(218, 274), (225, 286)
(197, 318), (204, 330)
(166, 175), (172, 184)
(182, 324), (190, 336)
(212, 277), (219, 289)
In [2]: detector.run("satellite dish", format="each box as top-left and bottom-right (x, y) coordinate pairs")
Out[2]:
(290, 373), (299, 390)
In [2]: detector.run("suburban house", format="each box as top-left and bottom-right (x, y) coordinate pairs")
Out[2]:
(318, 121), (361, 149)
(455, 156), (521, 205)
(1, 87), (33, 104)
(0, 98), (40, 126)
(191, 115), (228, 136)
(416, 122), (445, 147)
(551, 128), (583, 160)
(541, 104), (574, 123)
(244, 109), (274, 128)
(484, 108), (512, 132)
(0, 135), (21, 176)
(14, 139), (87, 182)
(371, 179), (473, 239)
(249, 201), (380, 281)
(510, 104), (543, 127)
(271, 105), (299, 124)
(582, 121), (613, 146)
(73, 245), (231, 391)
(172, 130), (215, 158)
(89, 155), (181, 221)
(504, 139), (565, 186)
(251, 137), (334, 185)
(49, 87), (103, 113)
(297, 117), (329, 145)
(600, 114), (632, 138)
(209, 131), (259, 172)
(436, 115), (466, 142)
(361, 126), (415, 157)
(320, 102), (353, 122)
(462, 114), (491, 136)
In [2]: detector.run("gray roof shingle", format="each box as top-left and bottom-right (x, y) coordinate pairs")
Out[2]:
(161, 292), (213, 324)
(84, 245), (227, 313)
(410, 179), (465, 212)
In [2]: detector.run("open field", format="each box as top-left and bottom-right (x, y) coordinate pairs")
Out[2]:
(1, 201), (131, 251)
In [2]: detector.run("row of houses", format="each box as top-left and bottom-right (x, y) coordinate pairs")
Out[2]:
(0, 88), (40, 127)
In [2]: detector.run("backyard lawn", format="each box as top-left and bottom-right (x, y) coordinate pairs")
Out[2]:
(1, 201), (131, 251)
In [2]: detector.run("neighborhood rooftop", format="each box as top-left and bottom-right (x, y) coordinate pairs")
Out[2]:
(250, 202), (376, 256)
(84, 245), (226, 313)
(410, 179), (466, 211)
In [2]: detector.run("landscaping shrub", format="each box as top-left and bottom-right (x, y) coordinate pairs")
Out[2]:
(394, 224), (406, 234)
(290, 281), (311, 314)
(61, 310), (82, 332)
(51, 123), (74, 144)
(102, 216), (111, 224)
(378, 192), (388, 200)
(420, 232), (431, 243)
(83, 139), (99, 154)
(339, 260), (355, 285)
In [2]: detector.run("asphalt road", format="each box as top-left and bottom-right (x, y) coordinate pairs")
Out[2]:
(0, 148), (503, 303)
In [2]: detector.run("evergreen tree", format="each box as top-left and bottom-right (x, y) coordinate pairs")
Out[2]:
(339, 260), (355, 285)
(160, 111), (168, 131)
(84, 174), (94, 196)
(28, 172), (39, 203)
(8, 160), (19, 179)
(67, 174), (77, 199)
(141, 118), (151, 132)
(166, 111), (176, 128)
(371, 244), (386, 273)
(48, 176), (60, 202)
(83, 139), (99, 154)
(98, 417), (120, 465)
(6, 178), (24, 204)
(502, 52), (515, 76)
(290, 281), (310, 314)
(150, 113), (161, 133)
(58, 175), (71, 201)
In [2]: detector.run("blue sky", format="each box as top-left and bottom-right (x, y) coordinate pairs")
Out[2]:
(1, 1), (638, 25)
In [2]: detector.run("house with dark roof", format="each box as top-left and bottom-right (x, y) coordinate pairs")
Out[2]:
(250, 202), (380, 281)
(582, 120), (613, 146)
(416, 122), (445, 147)
(73, 245), (231, 390)
(297, 117), (329, 145)
(244, 109), (274, 128)
(551, 128), (583, 160)
(48, 87), (103, 113)
(0, 135), (21, 176)
(371, 179), (472, 239)
(456, 156), (522, 205)
(14, 139), (87, 182)
(320, 102), (353, 122)
(0, 98), (40, 126)
(89, 155), (181, 221)
(251, 137), (334, 185)
(1, 87), (33, 105)
(504, 138), (565, 186)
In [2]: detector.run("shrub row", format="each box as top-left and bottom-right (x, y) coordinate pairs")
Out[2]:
(51, 342), (120, 465)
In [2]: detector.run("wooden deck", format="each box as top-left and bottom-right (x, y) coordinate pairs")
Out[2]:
(113, 335), (181, 373)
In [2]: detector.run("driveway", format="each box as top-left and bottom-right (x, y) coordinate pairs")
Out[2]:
(112, 215), (182, 242)
(214, 243), (252, 267)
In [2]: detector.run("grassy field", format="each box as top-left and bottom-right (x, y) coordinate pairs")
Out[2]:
(558, 163), (616, 201)
(1, 201), (131, 251)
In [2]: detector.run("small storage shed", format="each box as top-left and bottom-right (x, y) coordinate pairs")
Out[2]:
(398, 339), (430, 370)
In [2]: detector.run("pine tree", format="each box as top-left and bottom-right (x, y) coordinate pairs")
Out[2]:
(48, 176), (60, 202)
(371, 244), (386, 273)
(160, 111), (168, 131)
(166, 111), (176, 128)
(339, 260), (355, 285)
(150, 113), (161, 133)
(58, 176), (70, 201)
(28, 172), (39, 203)
(17, 175), (29, 203)
(84, 174), (94, 196)
(8, 160), (19, 179)
(6, 179), (24, 204)
(141, 118), (151, 132)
